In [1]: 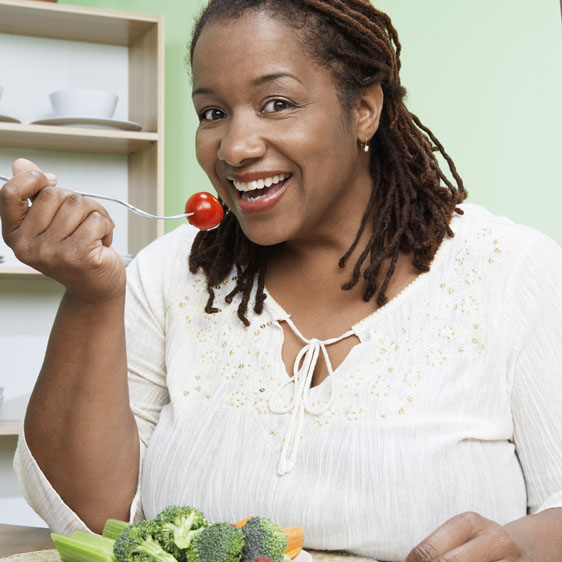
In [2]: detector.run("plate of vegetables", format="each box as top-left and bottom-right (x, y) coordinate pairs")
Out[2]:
(51, 505), (306, 562)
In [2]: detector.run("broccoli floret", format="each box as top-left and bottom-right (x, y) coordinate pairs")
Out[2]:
(185, 523), (245, 562)
(153, 506), (208, 559)
(240, 517), (287, 562)
(113, 520), (178, 562)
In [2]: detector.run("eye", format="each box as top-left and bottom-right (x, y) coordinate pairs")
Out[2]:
(199, 108), (226, 122)
(262, 99), (295, 113)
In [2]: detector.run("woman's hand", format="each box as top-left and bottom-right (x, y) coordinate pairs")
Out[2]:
(0, 158), (126, 303)
(404, 511), (530, 562)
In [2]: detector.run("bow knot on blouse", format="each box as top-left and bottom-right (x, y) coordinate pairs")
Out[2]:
(268, 317), (355, 475)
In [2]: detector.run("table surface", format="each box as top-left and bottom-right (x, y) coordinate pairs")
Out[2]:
(0, 524), (54, 557)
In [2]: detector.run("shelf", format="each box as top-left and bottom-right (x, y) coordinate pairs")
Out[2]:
(0, 255), (135, 279)
(0, 0), (158, 46)
(0, 420), (21, 436)
(0, 122), (158, 155)
(0, 264), (43, 278)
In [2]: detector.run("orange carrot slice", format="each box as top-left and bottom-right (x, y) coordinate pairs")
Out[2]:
(233, 516), (252, 528)
(283, 526), (304, 556)
(285, 546), (303, 559)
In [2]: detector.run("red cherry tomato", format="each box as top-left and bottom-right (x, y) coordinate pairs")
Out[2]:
(184, 191), (224, 231)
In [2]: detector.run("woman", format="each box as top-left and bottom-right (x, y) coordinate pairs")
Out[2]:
(2, 1), (562, 560)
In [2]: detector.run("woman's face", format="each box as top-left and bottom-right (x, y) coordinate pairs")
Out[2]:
(192, 10), (374, 247)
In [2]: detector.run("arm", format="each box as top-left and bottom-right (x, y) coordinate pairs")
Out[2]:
(24, 290), (139, 533)
(1, 159), (138, 533)
(505, 508), (562, 560)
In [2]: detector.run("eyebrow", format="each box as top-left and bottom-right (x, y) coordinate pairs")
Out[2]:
(192, 72), (303, 97)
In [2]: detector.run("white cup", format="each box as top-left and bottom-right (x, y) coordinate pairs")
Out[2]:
(49, 88), (118, 119)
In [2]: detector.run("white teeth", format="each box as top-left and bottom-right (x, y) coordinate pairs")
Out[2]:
(232, 173), (289, 192)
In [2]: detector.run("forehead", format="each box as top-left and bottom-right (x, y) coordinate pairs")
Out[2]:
(192, 11), (315, 87)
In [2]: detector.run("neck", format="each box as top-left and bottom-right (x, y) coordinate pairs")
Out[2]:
(266, 211), (375, 303)
(275, 166), (375, 264)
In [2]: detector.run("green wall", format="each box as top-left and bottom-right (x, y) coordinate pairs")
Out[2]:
(375, 0), (562, 242)
(61, 0), (562, 241)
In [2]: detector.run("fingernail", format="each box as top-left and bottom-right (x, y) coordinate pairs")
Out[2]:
(45, 172), (57, 182)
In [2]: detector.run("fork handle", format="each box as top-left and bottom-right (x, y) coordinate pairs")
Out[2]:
(1, 174), (192, 220)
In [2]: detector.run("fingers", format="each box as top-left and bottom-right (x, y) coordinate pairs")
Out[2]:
(2, 159), (125, 300)
(404, 512), (523, 562)
(70, 210), (115, 260)
(12, 157), (57, 184)
(1, 161), (58, 235)
(27, 187), (114, 242)
(13, 157), (42, 175)
(3, 157), (113, 240)
(2, 159), (117, 275)
(405, 512), (482, 562)
(12, 198), (115, 270)
(433, 531), (521, 562)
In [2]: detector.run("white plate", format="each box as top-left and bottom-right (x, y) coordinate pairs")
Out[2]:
(0, 113), (21, 123)
(31, 116), (142, 131)
(295, 551), (312, 562)
(121, 253), (135, 266)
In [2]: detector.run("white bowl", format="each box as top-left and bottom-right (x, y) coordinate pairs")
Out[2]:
(49, 88), (118, 119)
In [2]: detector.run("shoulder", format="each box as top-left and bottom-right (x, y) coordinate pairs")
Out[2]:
(449, 203), (562, 265)
(136, 224), (199, 263)
(449, 203), (562, 310)
(126, 224), (202, 292)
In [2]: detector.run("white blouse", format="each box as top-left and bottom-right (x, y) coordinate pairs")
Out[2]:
(14, 203), (562, 561)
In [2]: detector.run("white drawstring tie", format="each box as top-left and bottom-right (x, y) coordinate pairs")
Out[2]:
(269, 317), (355, 475)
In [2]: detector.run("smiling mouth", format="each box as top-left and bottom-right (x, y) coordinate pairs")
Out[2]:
(231, 173), (292, 201)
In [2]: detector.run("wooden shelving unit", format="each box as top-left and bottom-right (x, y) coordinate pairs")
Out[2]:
(0, 1), (165, 427)
(0, 263), (40, 278)
(0, 420), (20, 437)
(0, 122), (158, 155)
(0, 0), (165, 276)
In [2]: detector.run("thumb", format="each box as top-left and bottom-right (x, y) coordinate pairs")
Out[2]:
(12, 158), (57, 185)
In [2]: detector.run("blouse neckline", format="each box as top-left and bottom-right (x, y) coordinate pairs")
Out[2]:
(260, 215), (457, 474)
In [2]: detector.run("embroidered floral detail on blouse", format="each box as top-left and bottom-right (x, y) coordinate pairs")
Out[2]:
(230, 391), (245, 408)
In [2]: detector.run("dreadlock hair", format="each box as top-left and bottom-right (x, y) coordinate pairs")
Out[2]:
(188, 0), (467, 326)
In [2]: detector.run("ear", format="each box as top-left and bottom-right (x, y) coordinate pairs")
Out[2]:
(353, 83), (383, 143)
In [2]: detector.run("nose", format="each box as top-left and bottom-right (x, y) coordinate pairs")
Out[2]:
(217, 114), (266, 166)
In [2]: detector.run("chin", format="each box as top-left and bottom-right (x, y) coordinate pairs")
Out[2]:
(238, 222), (290, 248)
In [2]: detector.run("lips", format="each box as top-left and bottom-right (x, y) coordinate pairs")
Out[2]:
(227, 172), (292, 213)
(224, 171), (291, 212)
(232, 173), (290, 196)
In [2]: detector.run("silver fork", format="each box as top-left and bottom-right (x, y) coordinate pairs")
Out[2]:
(0, 174), (191, 220)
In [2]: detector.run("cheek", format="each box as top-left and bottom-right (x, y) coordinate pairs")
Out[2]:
(195, 130), (215, 172)
(195, 130), (238, 209)
(299, 120), (355, 179)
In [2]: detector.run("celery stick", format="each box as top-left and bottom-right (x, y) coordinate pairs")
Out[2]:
(51, 533), (116, 562)
(71, 530), (115, 551)
(102, 518), (130, 540)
